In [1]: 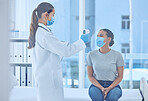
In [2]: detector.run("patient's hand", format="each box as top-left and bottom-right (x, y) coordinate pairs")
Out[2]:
(100, 87), (106, 96)
(103, 87), (111, 99)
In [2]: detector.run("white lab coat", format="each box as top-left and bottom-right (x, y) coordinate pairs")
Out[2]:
(32, 23), (86, 101)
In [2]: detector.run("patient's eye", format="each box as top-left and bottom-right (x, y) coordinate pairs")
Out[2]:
(97, 34), (103, 37)
(100, 34), (103, 37)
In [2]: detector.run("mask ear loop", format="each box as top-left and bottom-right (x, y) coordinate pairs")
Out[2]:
(47, 9), (54, 20)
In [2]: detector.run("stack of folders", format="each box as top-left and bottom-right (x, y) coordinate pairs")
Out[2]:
(14, 66), (32, 86)
(9, 41), (32, 64)
(9, 40), (33, 87)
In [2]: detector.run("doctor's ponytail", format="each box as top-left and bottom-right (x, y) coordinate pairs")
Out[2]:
(28, 8), (38, 49)
(28, 2), (54, 49)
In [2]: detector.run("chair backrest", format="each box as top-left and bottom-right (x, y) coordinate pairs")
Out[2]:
(140, 77), (148, 101)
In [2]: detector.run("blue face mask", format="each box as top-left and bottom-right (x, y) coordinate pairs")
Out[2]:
(96, 37), (106, 47)
(47, 16), (55, 26)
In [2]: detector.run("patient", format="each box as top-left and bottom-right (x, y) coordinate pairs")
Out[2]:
(87, 29), (124, 101)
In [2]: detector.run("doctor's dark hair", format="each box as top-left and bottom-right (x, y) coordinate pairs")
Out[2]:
(101, 29), (114, 46)
(28, 2), (54, 49)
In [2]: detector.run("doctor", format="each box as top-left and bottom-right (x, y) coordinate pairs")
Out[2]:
(28, 2), (89, 101)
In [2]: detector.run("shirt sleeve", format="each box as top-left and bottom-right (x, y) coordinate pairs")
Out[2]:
(116, 53), (124, 67)
(87, 52), (93, 67)
(41, 33), (86, 57)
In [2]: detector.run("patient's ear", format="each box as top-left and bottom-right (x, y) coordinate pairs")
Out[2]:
(108, 37), (111, 43)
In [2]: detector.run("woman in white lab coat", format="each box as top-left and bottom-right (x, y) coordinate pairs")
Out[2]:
(28, 2), (89, 101)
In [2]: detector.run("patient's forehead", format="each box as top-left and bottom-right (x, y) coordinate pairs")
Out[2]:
(97, 30), (107, 37)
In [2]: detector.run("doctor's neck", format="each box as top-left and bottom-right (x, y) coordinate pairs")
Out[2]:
(99, 44), (111, 54)
(38, 19), (47, 26)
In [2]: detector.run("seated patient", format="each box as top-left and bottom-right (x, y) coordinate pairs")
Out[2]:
(87, 29), (124, 101)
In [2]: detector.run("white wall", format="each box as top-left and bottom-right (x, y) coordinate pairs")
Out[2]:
(95, 0), (130, 52)
(132, 0), (148, 53)
(14, 0), (71, 40)
(0, 0), (10, 101)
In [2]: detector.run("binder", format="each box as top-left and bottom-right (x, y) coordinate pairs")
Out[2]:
(21, 66), (26, 86)
(23, 42), (27, 62)
(27, 47), (32, 63)
(15, 66), (21, 86)
(27, 67), (32, 86)
(10, 65), (15, 76)
(18, 42), (23, 62)
(10, 42), (14, 63)
(13, 42), (19, 62)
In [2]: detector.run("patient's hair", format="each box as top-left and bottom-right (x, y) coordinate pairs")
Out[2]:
(101, 29), (114, 46)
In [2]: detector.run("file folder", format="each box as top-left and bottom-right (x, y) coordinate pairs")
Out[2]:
(27, 67), (32, 86)
(13, 42), (19, 62)
(21, 66), (27, 86)
(18, 42), (23, 62)
(10, 65), (15, 76)
(15, 66), (21, 86)
(23, 42), (27, 62)
(10, 42), (14, 62)
(27, 47), (32, 63)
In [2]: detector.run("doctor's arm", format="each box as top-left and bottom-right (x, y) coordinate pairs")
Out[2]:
(42, 34), (86, 57)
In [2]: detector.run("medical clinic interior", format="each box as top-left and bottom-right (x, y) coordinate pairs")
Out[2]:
(0, 0), (148, 101)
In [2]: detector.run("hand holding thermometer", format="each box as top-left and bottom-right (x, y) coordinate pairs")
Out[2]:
(80, 29), (90, 43)
(83, 29), (90, 34)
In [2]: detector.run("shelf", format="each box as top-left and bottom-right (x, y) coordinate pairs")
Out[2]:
(9, 38), (28, 42)
(10, 62), (32, 67)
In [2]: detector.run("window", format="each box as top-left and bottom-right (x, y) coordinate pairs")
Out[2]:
(121, 43), (130, 53)
(121, 16), (130, 29)
(9, 0), (148, 90)
(75, 16), (91, 20)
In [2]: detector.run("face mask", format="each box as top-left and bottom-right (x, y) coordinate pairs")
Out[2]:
(96, 37), (106, 47)
(47, 16), (55, 26)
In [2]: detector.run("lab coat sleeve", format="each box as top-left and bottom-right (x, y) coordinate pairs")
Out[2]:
(42, 33), (86, 57)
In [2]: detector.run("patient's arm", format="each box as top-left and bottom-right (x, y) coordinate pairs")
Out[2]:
(108, 66), (124, 90)
(87, 66), (104, 90)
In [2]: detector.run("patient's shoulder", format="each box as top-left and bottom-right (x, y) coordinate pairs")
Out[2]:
(111, 49), (122, 55)
(88, 50), (98, 56)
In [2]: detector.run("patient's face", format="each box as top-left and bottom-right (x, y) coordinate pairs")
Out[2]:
(97, 30), (107, 38)
(97, 30), (111, 44)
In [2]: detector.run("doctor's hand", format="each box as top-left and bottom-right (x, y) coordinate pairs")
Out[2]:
(80, 34), (89, 43)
